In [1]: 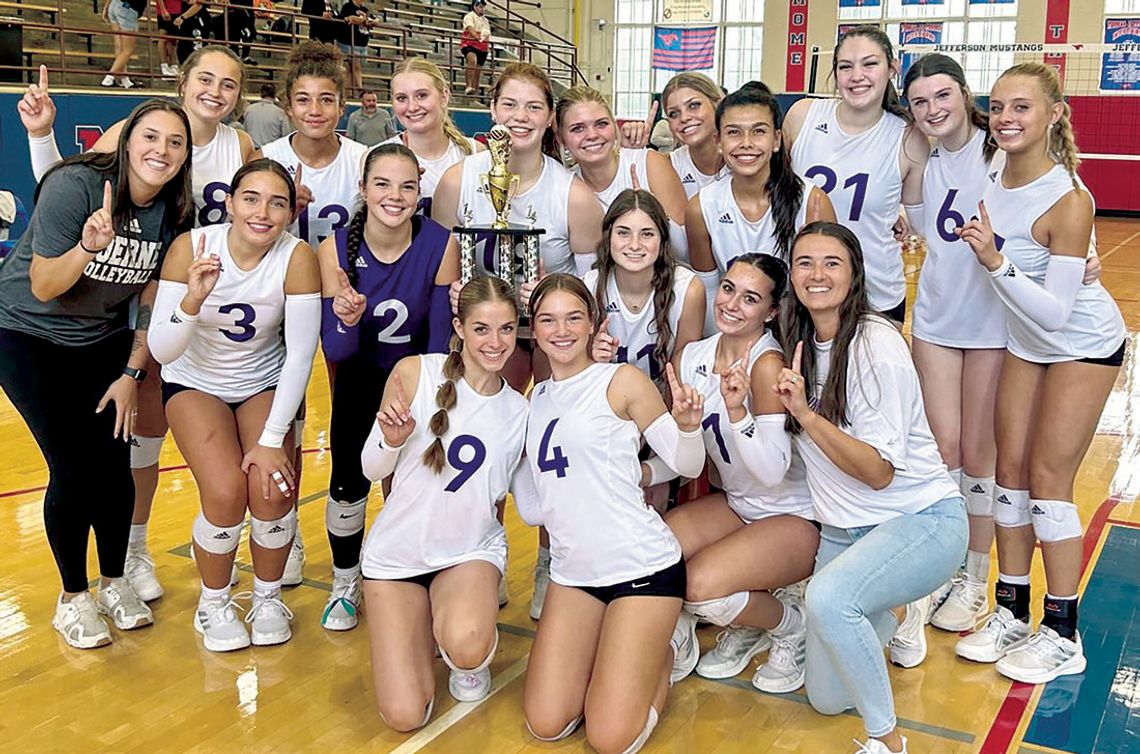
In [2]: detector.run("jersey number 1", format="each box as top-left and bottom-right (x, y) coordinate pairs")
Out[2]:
(805, 166), (869, 223)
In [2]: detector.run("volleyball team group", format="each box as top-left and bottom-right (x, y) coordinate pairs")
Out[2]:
(0, 22), (1127, 753)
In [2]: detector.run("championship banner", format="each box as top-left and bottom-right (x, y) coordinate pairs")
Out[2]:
(787, 0), (809, 91)
(662, 0), (713, 22)
(968, 0), (1014, 4)
(899, 22), (942, 80)
(902, 0), (944, 5)
(838, 0), (880, 6)
(1102, 18), (1140, 90)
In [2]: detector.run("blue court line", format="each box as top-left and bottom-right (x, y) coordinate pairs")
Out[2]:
(1023, 524), (1140, 754)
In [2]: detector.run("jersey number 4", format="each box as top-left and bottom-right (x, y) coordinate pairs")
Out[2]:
(537, 418), (570, 478)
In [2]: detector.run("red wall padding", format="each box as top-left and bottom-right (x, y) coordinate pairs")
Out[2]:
(1069, 95), (1140, 214)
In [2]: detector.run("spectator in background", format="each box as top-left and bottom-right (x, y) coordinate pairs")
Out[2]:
(156, 0), (185, 78)
(345, 90), (394, 146)
(460, 0), (490, 96)
(102, 0), (148, 88)
(337, 0), (373, 95)
(244, 83), (291, 147)
(174, 0), (212, 64)
(301, 0), (338, 45)
(214, 0), (258, 65)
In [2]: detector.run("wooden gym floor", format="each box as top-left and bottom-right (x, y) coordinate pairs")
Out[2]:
(1, 219), (1137, 754)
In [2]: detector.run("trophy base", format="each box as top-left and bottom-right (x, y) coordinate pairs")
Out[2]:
(452, 224), (546, 237)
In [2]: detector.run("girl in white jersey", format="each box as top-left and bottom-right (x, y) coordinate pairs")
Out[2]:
(662, 253), (818, 694)
(555, 86), (690, 263)
(781, 222), (966, 754)
(952, 64), (1126, 686)
(661, 73), (730, 199)
(148, 160), (321, 652)
(383, 58), (484, 216)
(18, 45), (255, 604)
(688, 82), (835, 334)
(358, 277), (527, 730)
(784, 26), (929, 323)
(514, 273), (705, 754)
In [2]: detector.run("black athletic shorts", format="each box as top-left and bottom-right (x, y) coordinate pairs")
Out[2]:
(161, 380), (276, 412)
(880, 297), (907, 326)
(578, 558), (686, 605)
(365, 569), (442, 590)
(157, 16), (181, 35)
(1078, 338), (1127, 367)
(461, 46), (488, 66)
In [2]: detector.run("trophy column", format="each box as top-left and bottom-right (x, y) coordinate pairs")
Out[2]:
(453, 224), (546, 290)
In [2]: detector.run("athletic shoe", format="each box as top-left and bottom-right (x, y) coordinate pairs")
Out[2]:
(996, 626), (1086, 684)
(321, 574), (362, 631)
(926, 578), (955, 624)
(283, 531), (305, 587)
(955, 606), (1031, 664)
(245, 591), (293, 646)
(464, 87), (475, 94)
(752, 624), (806, 693)
(498, 574), (509, 607)
(448, 667), (492, 702)
(119, 77), (134, 89)
(124, 549), (164, 602)
(853, 735), (908, 753)
(101, 74), (115, 87)
(695, 626), (770, 679)
(669, 610), (699, 684)
(931, 573), (988, 632)
(529, 557), (550, 621)
(52, 592), (112, 649)
(888, 596), (929, 668)
(96, 578), (154, 630)
(160, 63), (173, 78)
(194, 595), (251, 652)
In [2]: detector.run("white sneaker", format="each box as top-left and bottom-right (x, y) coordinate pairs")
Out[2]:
(752, 625), (806, 693)
(996, 626), (1086, 684)
(529, 557), (549, 621)
(955, 606), (1031, 664)
(931, 573), (988, 632)
(448, 667), (492, 702)
(52, 592), (112, 649)
(321, 574), (362, 631)
(283, 532), (304, 587)
(695, 626), (770, 679)
(119, 76), (134, 89)
(853, 735), (908, 753)
(101, 74), (115, 87)
(926, 578), (954, 624)
(245, 591), (294, 646)
(124, 549), (164, 602)
(498, 574), (509, 607)
(194, 595), (251, 652)
(96, 578), (154, 630)
(669, 610), (699, 684)
(888, 596), (929, 668)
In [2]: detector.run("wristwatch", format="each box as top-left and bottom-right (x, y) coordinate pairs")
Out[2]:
(122, 366), (148, 383)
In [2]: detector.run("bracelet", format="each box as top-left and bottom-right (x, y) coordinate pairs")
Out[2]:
(80, 238), (106, 254)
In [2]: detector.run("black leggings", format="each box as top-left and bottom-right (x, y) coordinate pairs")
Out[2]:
(0, 328), (134, 592)
(328, 356), (391, 569)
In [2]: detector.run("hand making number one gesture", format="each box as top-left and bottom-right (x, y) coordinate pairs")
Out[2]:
(955, 200), (1003, 272)
(666, 362), (704, 432)
(81, 180), (116, 255)
(591, 314), (619, 363)
(17, 65), (56, 138)
(773, 341), (810, 419)
(719, 340), (758, 417)
(376, 373), (416, 448)
(332, 267), (367, 327)
(620, 99), (660, 150)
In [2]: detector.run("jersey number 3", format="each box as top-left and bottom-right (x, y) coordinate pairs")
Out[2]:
(218, 303), (257, 342)
(805, 166), (869, 223)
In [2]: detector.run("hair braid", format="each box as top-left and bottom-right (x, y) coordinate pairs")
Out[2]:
(344, 201), (368, 288)
(421, 345), (464, 473)
(1052, 106), (1081, 190)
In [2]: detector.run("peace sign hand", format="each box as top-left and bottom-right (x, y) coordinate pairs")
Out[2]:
(81, 181), (115, 254)
(591, 314), (620, 363)
(376, 373), (416, 447)
(333, 267), (367, 326)
(186, 233), (222, 307)
(665, 362), (704, 432)
(773, 341), (810, 419)
(620, 99), (659, 150)
(955, 200), (1003, 272)
(17, 65), (57, 138)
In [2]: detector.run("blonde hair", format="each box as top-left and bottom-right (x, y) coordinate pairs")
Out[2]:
(554, 86), (618, 163)
(997, 62), (1080, 188)
(490, 62), (559, 157)
(660, 72), (723, 114)
(178, 45), (247, 119)
(391, 58), (474, 156)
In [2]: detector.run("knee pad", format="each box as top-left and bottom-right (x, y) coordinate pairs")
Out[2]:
(192, 512), (243, 555)
(962, 474), (995, 517)
(1030, 499), (1082, 543)
(130, 435), (165, 469)
(619, 706), (659, 754)
(684, 591), (748, 628)
(250, 508), (298, 550)
(527, 715), (582, 742)
(440, 630), (498, 673)
(947, 467), (962, 488)
(325, 496), (367, 538)
(992, 485), (1031, 529)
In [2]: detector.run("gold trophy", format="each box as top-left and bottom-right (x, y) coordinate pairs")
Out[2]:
(481, 124), (521, 230)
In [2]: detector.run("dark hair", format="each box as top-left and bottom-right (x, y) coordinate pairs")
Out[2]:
(38, 99), (194, 236)
(178, 45), (247, 119)
(490, 62), (560, 159)
(422, 276), (518, 473)
(902, 53), (996, 162)
(260, 83), (277, 99)
(723, 252), (788, 342)
(715, 82), (803, 260)
(285, 42), (347, 104)
(228, 158), (297, 213)
(778, 221), (875, 433)
(343, 143), (421, 287)
(833, 26), (911, 123)
(594, 190), (677, 378)
(529, 272), (596, 322)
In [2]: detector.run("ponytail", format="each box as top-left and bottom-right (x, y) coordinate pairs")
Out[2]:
(421, 346), (464, 473)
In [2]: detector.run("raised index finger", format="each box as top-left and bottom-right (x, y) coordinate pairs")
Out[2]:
(665, 361), (681, 392)
(977, 200), (991, 227)
(102, 180), (113, 213)
(294, 162), (303, 187)
(644, 98), (659, 126)
(194, 233), (206, 259)
(791, 340), (803, 374)
(38, 64), (49, 93)
(335, 266), (352, 290)
(630, 163), (642, 192)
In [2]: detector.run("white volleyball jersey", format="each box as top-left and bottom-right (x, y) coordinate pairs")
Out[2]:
(671, 145), (730, 200)
(982, 163), (1125, 362)
(193, 123), (245, 228)
(361, 354), (528, 579)
(161, 224), (301, 402)
(383, 134), (477, 207)
(457, 150), (577, 275)
(679, 332), (813, 522)
(576, 147), (650, 213)
(260, 133), (369, 248)
(791, 98), (907, 311)
(526, 362), (682, 587)
(698, 174), (812, 272)
(583, 266), (696, 381)
(911, 130), (1007, 349)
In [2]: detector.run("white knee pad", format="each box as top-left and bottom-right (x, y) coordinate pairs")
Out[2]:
(440, 630), (498, 674)
(1031, 499), (1082, 543)
(620, 706), (660, 754)
(992, 485), (1031, 529)
(947, 467), (962, 488)
(527, 715), (582, 742)
(684, 591), (748, 627)
(130, 435), (165, 469)
(962, 474), (995, 517)
(250, 508), (298, 550)
(325, 496), (367, 538)
(192, 513), (243, 555)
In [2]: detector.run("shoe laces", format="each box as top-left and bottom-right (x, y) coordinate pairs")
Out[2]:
(945, 575), (986, 609)
(716, 627), (760, 657)
(767, 633), (801, 671)
(200, 595), (244, 625)
(125, 551), (156, 576)
(1018, 629), (1073, 664)
(973, 608), (1020, 639)
(240, 591), (294, 624)
(104, 579), (145, 610)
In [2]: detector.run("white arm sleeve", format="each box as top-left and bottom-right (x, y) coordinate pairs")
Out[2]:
(147, 280), (198, 364)
(988, 254), (1085, 333)
(730, 413), (792, 487)
(258, 293), (321, 448)
(644, 455), (680, 486)
(643, 412), (705, 479)
(695, 267), (720, 336)
(903, 203), (925, 239)
(29, 130), (64, 182)
(668, 219), (690, 266)
(360, 420), (404, 482)
(510, 459), (544, 526)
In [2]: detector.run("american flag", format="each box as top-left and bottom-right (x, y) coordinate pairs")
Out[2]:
(652, 26), (717, 71)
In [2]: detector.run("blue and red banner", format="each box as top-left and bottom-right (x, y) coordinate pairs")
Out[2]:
(902, 0), (944, 5)
(1103, 18), (1140, 90)
(899, 22), (942, 80)
(838, 0), (880, 6)
(652, 26), (717, 70)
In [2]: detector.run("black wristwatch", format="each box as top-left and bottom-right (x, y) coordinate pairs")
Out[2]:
(122, 366), (148, 383)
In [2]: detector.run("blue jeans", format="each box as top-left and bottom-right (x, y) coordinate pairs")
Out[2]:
(804, 496), (967, 737)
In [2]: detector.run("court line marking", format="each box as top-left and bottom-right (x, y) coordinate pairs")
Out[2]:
(1097, 229), (1140, 263)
